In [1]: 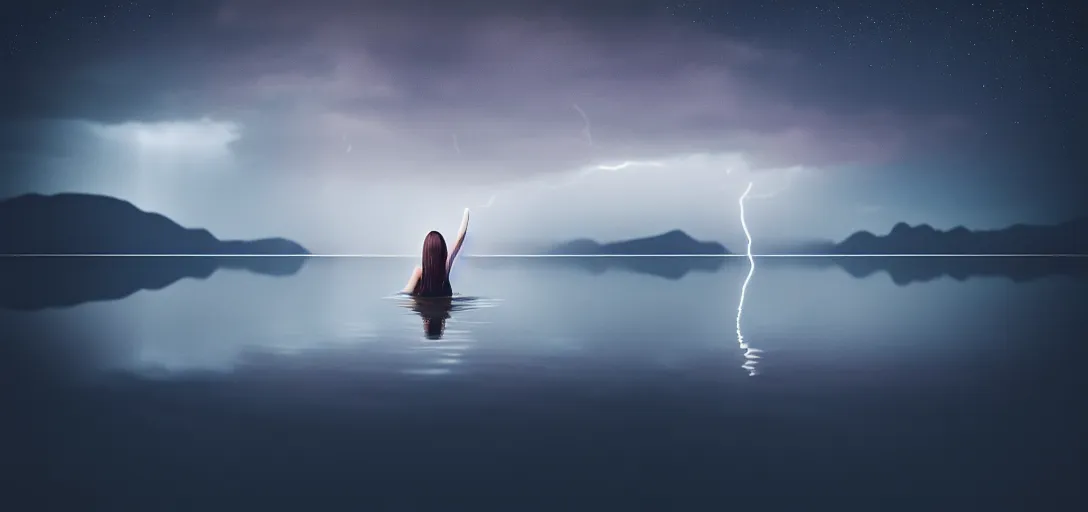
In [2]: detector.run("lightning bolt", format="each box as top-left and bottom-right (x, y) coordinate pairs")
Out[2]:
(452, 133), (462, 155)
(729, 167), (804, 375)
(592, 161), (661, 171)
(736, 181), (762, 376)
(745, 167), (804, 200)
(572, 103), (593, 146)
(477, 160), (662, 209)
(477, 104), (669, 209)
(730, 167), (800, 375)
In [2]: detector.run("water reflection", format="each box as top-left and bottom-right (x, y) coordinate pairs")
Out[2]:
(0, 255), (306, 310)
(829, 255), (1088, 285)
(467, 254), (1088, 286)
(408, 297), (454, 340)
(5, 256), (1084, 381)
(735, 182), (762, 376)
(393, 294), (500, 376)
(735, 254), (761, 376)
(6, 258), (1086, 506)
(395, 295), (499, 339)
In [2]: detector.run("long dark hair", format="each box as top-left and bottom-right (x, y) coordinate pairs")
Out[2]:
(416, 230), (450, 296)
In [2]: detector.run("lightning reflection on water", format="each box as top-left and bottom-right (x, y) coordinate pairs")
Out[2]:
(736, 182), (762, 376)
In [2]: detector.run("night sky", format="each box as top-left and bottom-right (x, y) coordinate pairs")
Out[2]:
(1, 0), (1084, 253)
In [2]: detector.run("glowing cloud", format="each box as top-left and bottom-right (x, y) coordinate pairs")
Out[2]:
(87, 118), (241, 160)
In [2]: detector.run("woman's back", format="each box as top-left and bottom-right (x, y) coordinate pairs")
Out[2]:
(414, 230), (454, 297)
(412, 271), (453, 297)
(401, 209), (470, 298)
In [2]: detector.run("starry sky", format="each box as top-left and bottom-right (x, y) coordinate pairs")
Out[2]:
(1, 0), (1084, 253)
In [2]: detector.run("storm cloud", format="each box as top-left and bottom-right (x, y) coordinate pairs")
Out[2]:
(2, 0), (1013, 252)
(11, 0), (965, 184)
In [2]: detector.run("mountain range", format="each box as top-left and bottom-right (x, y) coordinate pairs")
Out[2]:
(0, 193), (308, 310)
(547, 218), (1088, 255)
(833, 218), (1088, 255)
(548, 230), (729, 255)
(1, 193), (1084, 305)
(2, 192), (1085, 257)
(0, 193), (308, 255)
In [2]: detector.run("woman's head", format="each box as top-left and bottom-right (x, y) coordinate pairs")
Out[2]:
(418, 230), (448, 294)
(422, 230), (448, 270)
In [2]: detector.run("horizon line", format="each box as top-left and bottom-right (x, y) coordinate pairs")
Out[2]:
(1, 253), (1087, 258)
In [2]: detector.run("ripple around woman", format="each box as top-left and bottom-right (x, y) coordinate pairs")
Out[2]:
(402, 208), (470, 299)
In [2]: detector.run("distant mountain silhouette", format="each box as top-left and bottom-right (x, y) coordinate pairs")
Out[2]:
(0, 193), (309, 255)
(0, 193), (309, 310)
(834, 218), (1088, 255)
(549, 230), (729, 255)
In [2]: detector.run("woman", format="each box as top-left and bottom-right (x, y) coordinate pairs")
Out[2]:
(402, 208), (470, 297)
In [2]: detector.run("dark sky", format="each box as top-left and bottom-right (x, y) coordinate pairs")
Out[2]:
(1, 0), (1084, 252)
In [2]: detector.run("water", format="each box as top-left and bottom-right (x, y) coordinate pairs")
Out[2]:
(3, 256), (1086, 509)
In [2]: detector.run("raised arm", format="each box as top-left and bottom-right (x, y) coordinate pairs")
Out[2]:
(446, 208), (470, 273)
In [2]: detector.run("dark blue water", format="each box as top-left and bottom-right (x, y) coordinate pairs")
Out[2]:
(3, 256), (1086, 509)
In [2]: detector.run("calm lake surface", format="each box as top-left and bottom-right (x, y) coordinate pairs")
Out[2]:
(4, 256), (1086, 509)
